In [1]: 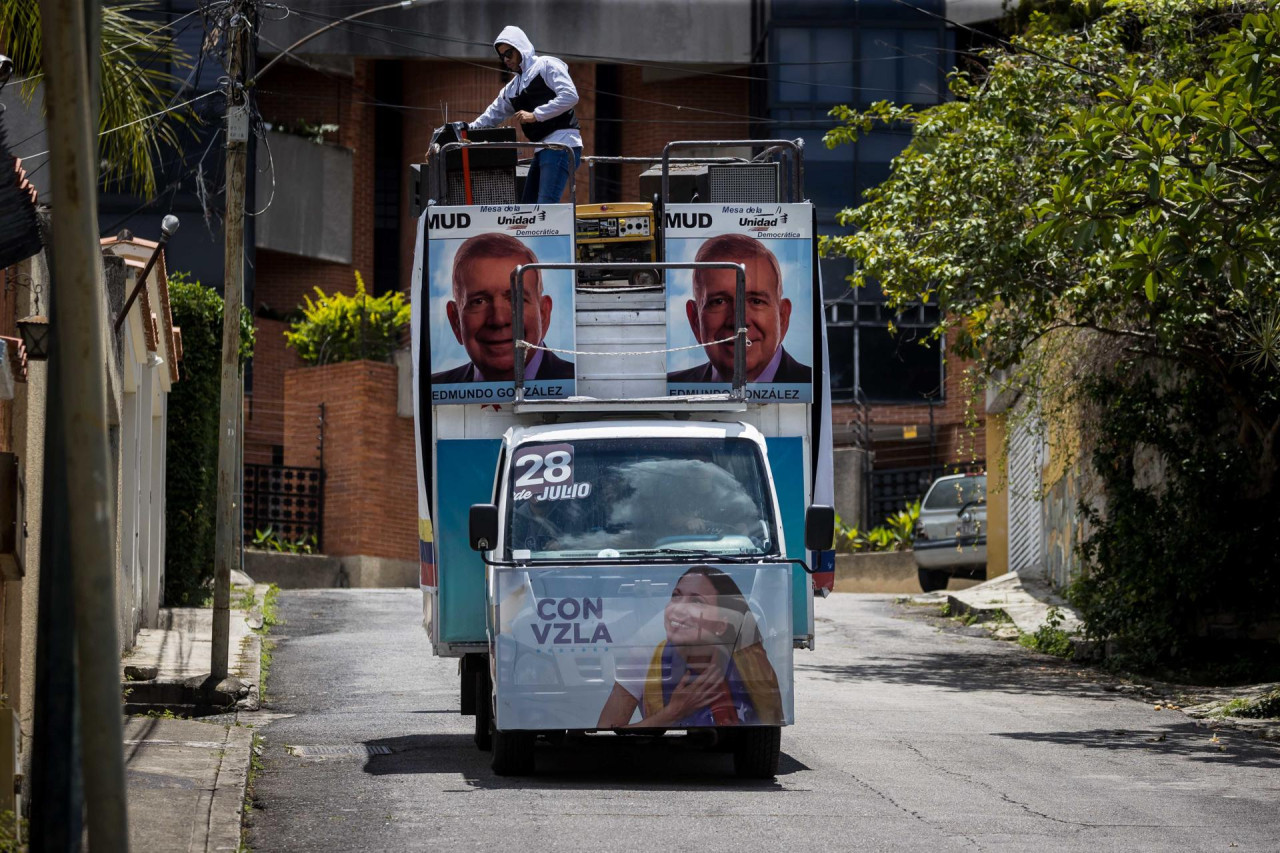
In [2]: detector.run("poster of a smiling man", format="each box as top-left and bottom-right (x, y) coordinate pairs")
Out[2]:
(425, 205), (576, 404)
(665, 204), (815, 403)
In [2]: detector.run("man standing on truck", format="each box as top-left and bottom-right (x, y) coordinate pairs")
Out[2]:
(668, 233), (812, 384)
(432, 232), (575, 383)
(467, 26), (582, 204)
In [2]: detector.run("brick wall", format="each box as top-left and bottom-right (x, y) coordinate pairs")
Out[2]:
(283, 361), (416, 560)
(832, 345), (987, 470)
(245, 318), (303, 464)
(616, 66), (750, 197)
(252, 60), (379, 462)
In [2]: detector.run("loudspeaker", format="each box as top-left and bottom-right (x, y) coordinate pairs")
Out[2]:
(426, 125), (518, 205)
(638, 161), (780, 204)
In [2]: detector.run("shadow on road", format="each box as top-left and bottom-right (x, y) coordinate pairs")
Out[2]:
(798, 647), (1115, 699)
(994, 723), (1280, 769)
(360, 732), (811, 790)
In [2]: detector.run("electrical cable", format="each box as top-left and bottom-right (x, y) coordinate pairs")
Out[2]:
(277, 9), (796, 123)
(17, 90), (220, 161)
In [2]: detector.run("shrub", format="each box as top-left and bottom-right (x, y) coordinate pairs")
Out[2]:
(164, 273), (254, 605)
(834, 500), (919, 553)
(1070, 370), (1280, 675)
(283, 271), (410, 365)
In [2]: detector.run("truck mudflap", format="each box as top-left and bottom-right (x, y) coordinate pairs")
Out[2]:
(490, 563), (794, 732)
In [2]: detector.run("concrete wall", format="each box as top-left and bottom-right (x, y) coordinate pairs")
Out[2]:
(244, 550), (416, 588)
(833, 551), (984, 594)
(832, 446), (868, 528)
(254, 132), (354, 264)
(257, 1), (754, 64)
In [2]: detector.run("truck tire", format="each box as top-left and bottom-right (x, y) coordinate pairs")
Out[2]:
(491, 729), (536, 776)
(733, 726), (781, 779)
(474, 669), (492, 751)
(917, 567), (950, 592)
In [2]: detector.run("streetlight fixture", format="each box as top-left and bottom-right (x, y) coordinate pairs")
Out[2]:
(112, 214), (179, 334)
(16, 314), (48, 361)
(4, 272), (49, 361)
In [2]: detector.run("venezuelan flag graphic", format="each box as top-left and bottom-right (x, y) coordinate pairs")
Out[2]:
(419, 517), (437, 588)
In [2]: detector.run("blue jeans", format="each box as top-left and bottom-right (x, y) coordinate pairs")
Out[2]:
(522, 147), (582, 204)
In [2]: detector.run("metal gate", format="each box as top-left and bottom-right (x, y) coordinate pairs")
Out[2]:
(243, 464), (324, 549)
(1007, 403), (1044, 573)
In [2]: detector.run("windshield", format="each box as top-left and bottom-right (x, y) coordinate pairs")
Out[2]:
(506, 436), (778, 560)
(923, 476), (987, 511)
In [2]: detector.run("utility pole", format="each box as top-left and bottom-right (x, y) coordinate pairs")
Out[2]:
(211, 0), (251, 684)
(33, 0), (130, 847)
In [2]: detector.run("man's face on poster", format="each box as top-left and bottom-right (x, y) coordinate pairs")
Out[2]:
(687, 255), (791, 381)
(447, 254), (552, 380)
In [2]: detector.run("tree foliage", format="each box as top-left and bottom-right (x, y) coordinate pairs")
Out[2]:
(284, 272), (410, 366)
(165, 273), (253, 605)
(822, 0), (1280, 668)
(0, 0), (191, 196)
(824, 1), (1280, 492)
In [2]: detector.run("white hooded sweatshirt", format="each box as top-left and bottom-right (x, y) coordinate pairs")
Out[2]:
(470, 25), (583, 151)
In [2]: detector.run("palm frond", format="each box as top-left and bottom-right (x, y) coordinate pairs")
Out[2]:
(0, 0), (195, 196)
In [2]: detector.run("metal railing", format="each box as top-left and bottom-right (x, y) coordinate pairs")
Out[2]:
(508, 260), (748, 403)
(429, 140), (578, 208)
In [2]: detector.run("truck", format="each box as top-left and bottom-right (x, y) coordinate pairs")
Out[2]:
(411, 138), (835, 777)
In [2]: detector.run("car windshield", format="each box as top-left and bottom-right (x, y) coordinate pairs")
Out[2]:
(923, 476), (987, 511)
(506, 436), (777, 560)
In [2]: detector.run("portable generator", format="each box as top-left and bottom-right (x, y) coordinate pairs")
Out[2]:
(574, 202), (659, 288)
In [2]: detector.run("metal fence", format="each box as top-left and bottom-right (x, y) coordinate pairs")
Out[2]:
(243, 464), (323, 549)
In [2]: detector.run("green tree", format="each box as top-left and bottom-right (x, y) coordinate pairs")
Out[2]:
(822, 0), (1280, 670)
(0, 0), (190, 195)
(165, 273), (253, 605)
(825, 1), (1280, 487)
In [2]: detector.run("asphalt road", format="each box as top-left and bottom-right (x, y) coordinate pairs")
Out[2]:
(246, 590), (1280, 852)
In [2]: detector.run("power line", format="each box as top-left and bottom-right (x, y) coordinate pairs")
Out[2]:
(17, 90), (221, 162)
(281, 8), (943, 105)
(253, 87), (845, 126)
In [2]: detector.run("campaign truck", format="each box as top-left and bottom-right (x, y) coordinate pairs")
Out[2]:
(412, 139), (834, 777)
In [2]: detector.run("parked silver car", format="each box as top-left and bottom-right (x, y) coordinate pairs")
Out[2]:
(913, 473), (987, 592)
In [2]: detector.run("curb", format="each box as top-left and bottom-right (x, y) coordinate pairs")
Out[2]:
(210, 724), (254, 853)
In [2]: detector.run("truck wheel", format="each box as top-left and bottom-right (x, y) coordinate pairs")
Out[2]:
(473, 669), (492, 751)
(917, 567), (950, 592)
(491, 729), (536, 776)
(733, 726), (780, 779)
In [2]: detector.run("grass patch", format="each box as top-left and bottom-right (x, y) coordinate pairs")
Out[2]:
(1219, 688), (1280, 719)
(1018, 607), (1075, 659)
(239, 731), (267, 853)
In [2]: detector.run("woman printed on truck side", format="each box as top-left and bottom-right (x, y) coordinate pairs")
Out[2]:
(596, 566), (783, 729)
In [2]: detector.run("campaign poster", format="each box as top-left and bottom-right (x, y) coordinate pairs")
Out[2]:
(426, 204), (576, 405)
(492, 564), (794, 731)
(664, 203), (814, 403)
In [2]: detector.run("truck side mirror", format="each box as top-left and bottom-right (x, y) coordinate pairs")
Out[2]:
(469, 504), (499, 552)
(804, 505), (835, 551)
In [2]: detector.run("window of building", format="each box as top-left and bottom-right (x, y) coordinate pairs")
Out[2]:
(826, 299), (943, 403)
(767, 6), (948, 405)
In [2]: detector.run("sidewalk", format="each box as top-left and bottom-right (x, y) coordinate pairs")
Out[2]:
(913, 570), (1083, 637)
(124, 717), (253, 853)
(122, 575), (266, 852)
(911, 571), (1280, 740)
